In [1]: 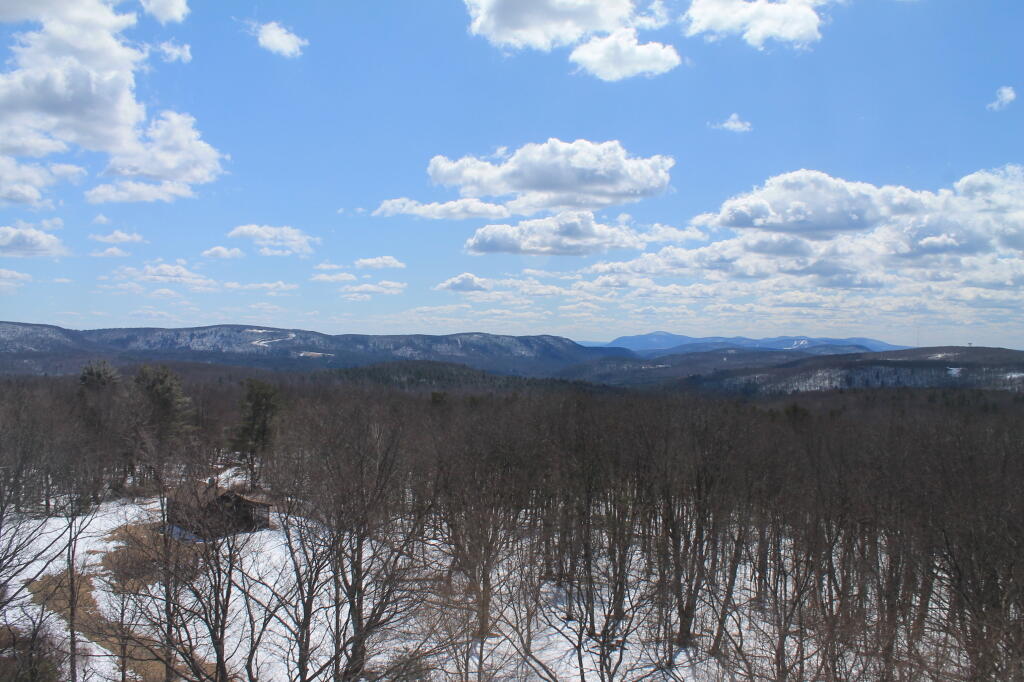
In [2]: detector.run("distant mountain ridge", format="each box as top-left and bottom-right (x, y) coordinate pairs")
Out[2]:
(3, 322), (1019, 396)
(684, 346), (1024, 395)
(558, 345), (1024, 392)
(0, 321), (631, 376)
(600, 331), (908, 355)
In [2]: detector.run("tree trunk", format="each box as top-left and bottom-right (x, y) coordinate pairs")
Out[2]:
(67, 522), (78, 682)
(712, 528), (745, 657)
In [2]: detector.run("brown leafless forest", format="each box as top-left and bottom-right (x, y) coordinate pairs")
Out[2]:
(1, 362), (1022, 681)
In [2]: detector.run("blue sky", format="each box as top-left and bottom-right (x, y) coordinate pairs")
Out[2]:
(0, 0), (1021, 347)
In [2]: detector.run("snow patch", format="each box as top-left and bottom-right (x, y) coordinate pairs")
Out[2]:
(250, 333), (296, 347)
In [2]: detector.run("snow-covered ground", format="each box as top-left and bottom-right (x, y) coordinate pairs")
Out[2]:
(6, 494), (973, 681)
(9, 499), (725, 681)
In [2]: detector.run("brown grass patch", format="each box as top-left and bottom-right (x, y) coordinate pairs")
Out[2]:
(28, 522), (216, 682)
(29, 569), (168, 682)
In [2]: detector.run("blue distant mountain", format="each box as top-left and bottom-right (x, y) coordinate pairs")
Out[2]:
(598, 331), (908, 355)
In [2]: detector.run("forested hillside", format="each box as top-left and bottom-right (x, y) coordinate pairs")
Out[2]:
(0, 322), (631, 377)
(1, 363), (1022, 680)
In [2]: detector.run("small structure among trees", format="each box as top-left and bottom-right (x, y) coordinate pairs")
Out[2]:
(167, 480), (270, 539)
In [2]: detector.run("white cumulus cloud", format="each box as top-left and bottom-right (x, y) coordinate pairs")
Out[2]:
(390, 138), (673, 218)
(0, 268), (31, 292)
(310, 272), (357, 282)
(32, 218), (64, 231)
(691, 168), (1006, 241)
(464, 0), (634, 50)
(643, 223), (708, 242)
(114, 263), (217, 291)
(256, 21), (308, 58)
(140, 0), (190, 24)
(569, 28), (681, 81)
(0, 156), (84, 206)
(202, 246), (244, 259)
(158, 41), (192, 63)
(373, 197), (511, 220)
(463, 0), (681, 80)
(0, 0), (222, 204)
(435, 272), (490, 292)
(102, 112), (224, 188)
(355, 256), (407, 269)
(91, 246), (130, 257)
(0, 225), (67, 257)
(587, 165), (1024, 299)
(712, 113), (752, 132)
(685, 0), (836, 49)
(86, 180), (193, 203)
(987, 86), (1016, 112)
(90, 229), (145, 244)
(341, 281), (407, 299)
(228, 224), (319, 256)
(466, 210), (645, 255)
(225, 281), (298, 293)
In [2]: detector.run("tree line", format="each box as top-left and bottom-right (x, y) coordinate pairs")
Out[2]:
(0, 362), (1022, 680)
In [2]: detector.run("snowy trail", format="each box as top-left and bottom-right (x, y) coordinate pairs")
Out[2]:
(249, 332), (296, 347)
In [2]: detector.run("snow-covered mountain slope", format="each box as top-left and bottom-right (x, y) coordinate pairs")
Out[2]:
(0, 322), (631, 376)
(0, 321), (94, 353)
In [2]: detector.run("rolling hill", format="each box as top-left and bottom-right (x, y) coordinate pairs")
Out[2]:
(0, 321), (631, 376)
(2, 322), (1020, 395)
(599, 331), (907, 355)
